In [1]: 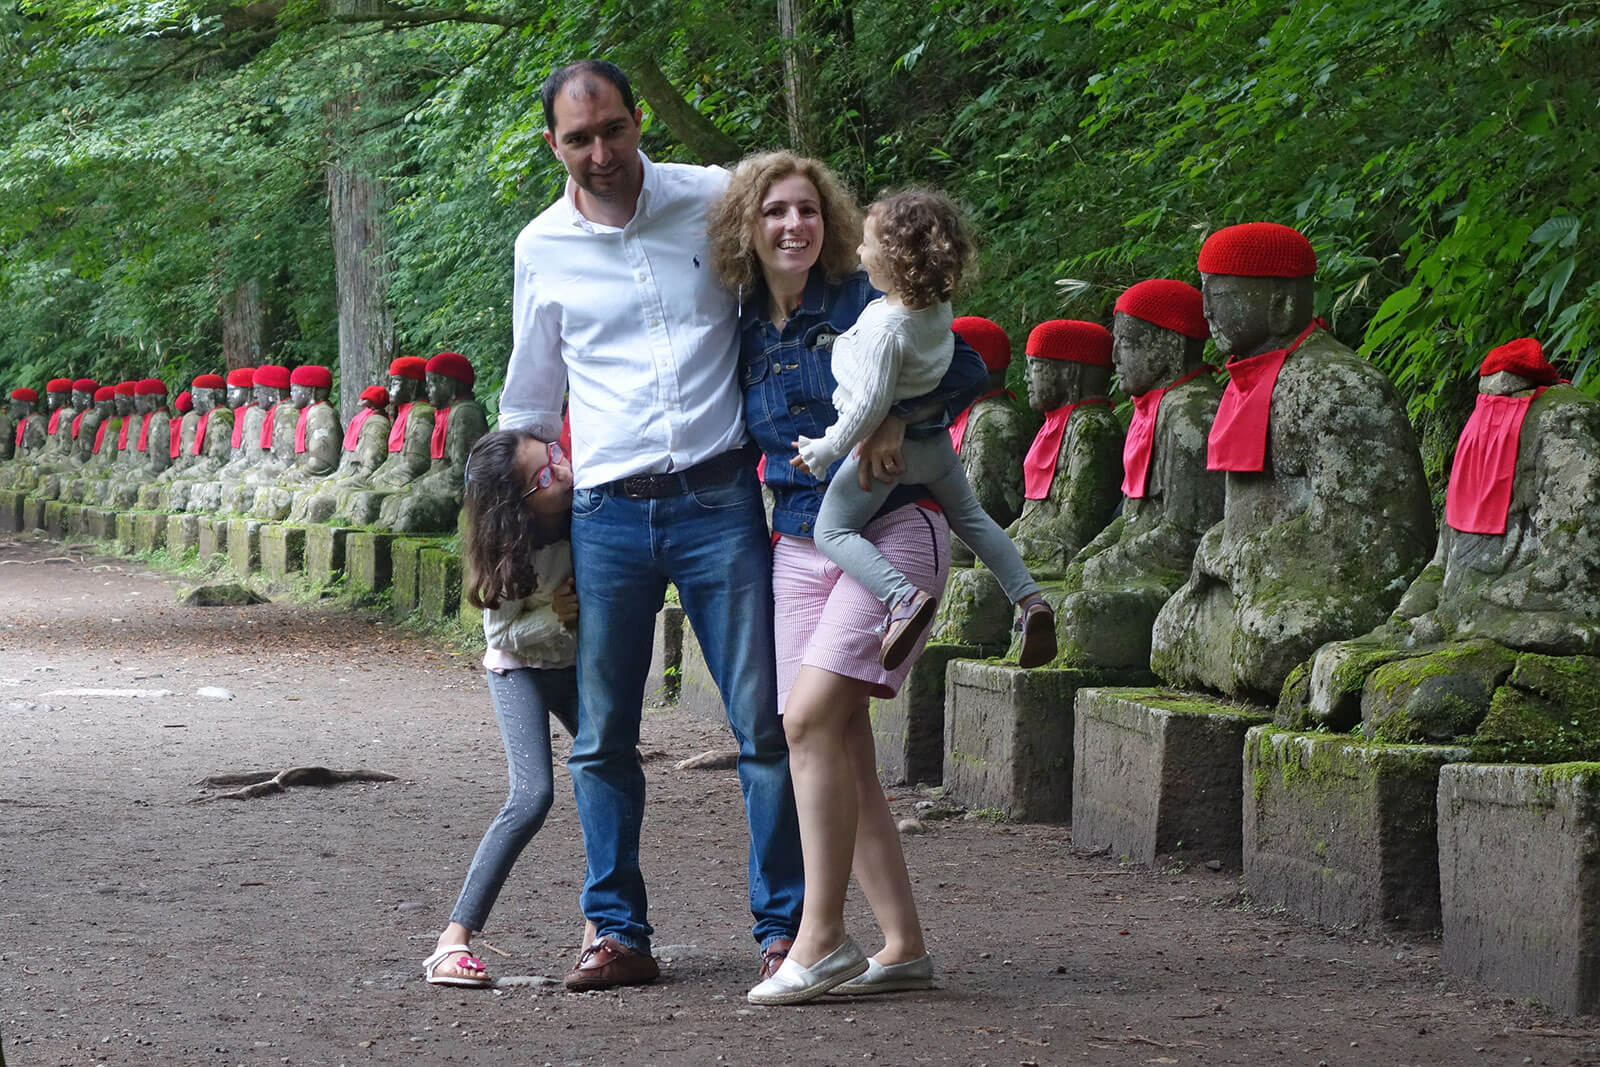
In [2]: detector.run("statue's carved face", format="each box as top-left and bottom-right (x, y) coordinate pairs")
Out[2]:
(255, 385), (283, 408)
(289, 383), (316, 409)
(194, 388), (221, 414)
(9, 399), (30, 420)
(115, 394), (135, 416)
(226, 384), (251, 408)
(94, 398), (114, 416)
(1026, 357), (1082, 413)
(1112, 313), (1189, 397)
(135, 393), (157, 415)
(1200, 272), (1312, 359)
(46, 391), (66, 411)
(426, 372), (457, 409)
(388, 374), (419, 408)
(71, 390), (92, 410)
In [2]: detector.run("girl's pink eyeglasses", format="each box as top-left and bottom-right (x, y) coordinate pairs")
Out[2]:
(522, 442), (565, 499)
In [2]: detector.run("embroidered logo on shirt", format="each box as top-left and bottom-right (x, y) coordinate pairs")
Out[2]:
(693, 255), (701, 268)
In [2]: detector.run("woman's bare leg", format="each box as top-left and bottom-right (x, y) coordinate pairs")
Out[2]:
(843, 709), (926, 964)
(782, 665), (871, 967)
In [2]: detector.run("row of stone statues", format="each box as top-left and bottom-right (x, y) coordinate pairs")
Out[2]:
(938, 220), (1598, 746)
(1, 352), (489, 534)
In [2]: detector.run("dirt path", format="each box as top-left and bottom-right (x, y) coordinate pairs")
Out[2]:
(2, 533), (1598, 1067)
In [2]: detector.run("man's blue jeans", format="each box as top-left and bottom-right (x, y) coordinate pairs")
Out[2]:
(568, 462), (803, 953)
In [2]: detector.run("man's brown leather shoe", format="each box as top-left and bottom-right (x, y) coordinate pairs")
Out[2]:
(758, 938), (793, 982)
(565, 936), (660, 992)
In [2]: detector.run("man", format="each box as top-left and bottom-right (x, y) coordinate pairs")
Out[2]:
(499, 60), (981, 992)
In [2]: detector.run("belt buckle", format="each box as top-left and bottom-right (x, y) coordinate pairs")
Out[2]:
(620, 475), (653, 499)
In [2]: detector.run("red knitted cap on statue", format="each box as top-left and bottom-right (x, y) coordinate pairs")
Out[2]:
(135, 378), (167, 396)
(174, 391), (194, 413)
(114, 381), (137, 397)
(226, 367), (256, 388)
(1114, 279), (1210, 339)
(1479, 337), (1559, 384)
(290, 365), (333, 389)
(254, 364), (291, 390)
(389, 356), (428, 380)
(426, 351), (475, 386)
(73, 378), (98, 393)
(1026, 320), (1113, 366)
(1197, 222), (1317, 279)
(94, 386), (116, 402)
(360, 384), (391, 407)
(10, 387), (38, 402)
(46, 378), (72, 394)
(953, 316), (1012, 372)
(192, 373), (225, 390)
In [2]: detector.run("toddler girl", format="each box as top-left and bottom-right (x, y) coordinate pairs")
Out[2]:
(791, 190), (1055, 670)
(423, 428), (590, 987)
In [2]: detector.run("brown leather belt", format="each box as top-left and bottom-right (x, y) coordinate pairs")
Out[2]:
(605, 445), (758, 500)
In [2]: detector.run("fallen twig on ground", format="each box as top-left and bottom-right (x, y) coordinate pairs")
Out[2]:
(192, 766), (398, 801)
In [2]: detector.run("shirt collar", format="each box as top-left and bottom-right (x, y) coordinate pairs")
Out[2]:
(562, 151), (656, 232)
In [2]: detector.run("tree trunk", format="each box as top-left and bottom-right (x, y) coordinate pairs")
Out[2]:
(325, 0), (396, 421)
(778, 0), (814, 155)
(220, 280), (265, 372)
(620, 53), (743, 165)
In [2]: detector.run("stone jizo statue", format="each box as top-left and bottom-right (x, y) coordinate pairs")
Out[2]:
(288, 383), (393, 524)
(188, 367), (264, 513)
(376, 352), (488, 533)
(1149, 222), (1434, 701)
(162, 374), (234, 511)
(105, 379), (171, 507)
(62, 385), (125, 502)
(1055, 279), (1224, 669)
(948, 315), (1027, 558)
(1291, 337), (1600, 737)
(216, 364), (289, 513)
(333, 355), (434, 525)
(252, 365), (343, 520)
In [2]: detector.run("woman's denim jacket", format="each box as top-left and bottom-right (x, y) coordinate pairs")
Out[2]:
(739, 268), (987, 539)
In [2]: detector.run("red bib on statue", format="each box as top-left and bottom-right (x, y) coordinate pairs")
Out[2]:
(1444, 389), (1546, 535)
(343, 408), (375, 452)
(1122, 367), (1212, 498)
(168, 417), (183, 458)
(260, 403), (280, 449)
(294, 402), (325, 454)
(1023, 398), (1106, 500)
(231, 405), (252, 448)
(136, 412), (156, 451)
(949, 389), (1012, 455)
(1207, 320), (1323, 472)
(430, 405), (452, 460)
(192, 412), (211, 454)
(388, 403), (414, 452)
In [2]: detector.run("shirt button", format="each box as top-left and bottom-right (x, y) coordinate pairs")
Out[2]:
(771, 361), (781, 373)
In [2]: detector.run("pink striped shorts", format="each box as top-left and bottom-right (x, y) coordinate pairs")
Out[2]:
(772, 503), (952, 710)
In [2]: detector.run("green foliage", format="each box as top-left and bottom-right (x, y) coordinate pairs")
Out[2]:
(1, 0), (1595, 455)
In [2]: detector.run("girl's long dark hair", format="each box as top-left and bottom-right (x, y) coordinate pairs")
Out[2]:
(462, 428), (556, 610)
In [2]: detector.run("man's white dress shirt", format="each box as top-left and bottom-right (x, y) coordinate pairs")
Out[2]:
(499, 153), (745, 489)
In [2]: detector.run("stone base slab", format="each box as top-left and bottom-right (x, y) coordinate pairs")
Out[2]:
(306, 526), (352, 587)
(64, 504), (88, 539)
(197, 516), (226, 561)
(345, 531), (396, 597)
(871, 643), (1001, 787)
(1073, 687), (1272, 867)
(84, 508), (116, 542)
(0, 490), (23, 533)
(132, 511), (166, 553)
(260, 524), (307, 581)
(418, 547), (462, 622)
(677, 613), (723, 720)
(1244, 728), (1469, 931)
(43, 500), (68, 540)
(114, 511), (136, 553)
(647, 605), (685, 707)
(23, 496), (46, 532)
(391, 537), (433, 618)
(943, 662), (1151, 823)
(1438, 762), (1600, 1015)
(227, 519), (262, 576)
(166, 513), (199, 556)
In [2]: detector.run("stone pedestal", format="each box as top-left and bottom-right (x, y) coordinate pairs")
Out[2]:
(1073, 688), (1271, 867)
(418, 547), (462, 622)
(260, 525), (307, 580)
(0, 491), (23, 533)
(306, 526), (353, 587)
(227, 519), (262, 576)
(84, 508), (116, 542)
(23, 496), (46, 533)
(676, 616), (725, 720)
(197, 516), (227, 561)
(647, 605), (685, 707)
(871, 643), (1001, 788)
(1244, 728), (1469, 931)
(1438, 762), (1600, 1015)
(43, 500), (67, 540)
(345, 531), (396, 597)
(391, 537), (432, 618)
(943, 662), (1150, 822)
(133, 512), (166, 553)
(114, 512), (136, 553)
(166, 513), (199, 555)
(64, 504), (88, 539)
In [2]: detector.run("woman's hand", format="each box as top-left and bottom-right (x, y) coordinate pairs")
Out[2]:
(552, 577), (579, 628)
(853, 415), (906, 490)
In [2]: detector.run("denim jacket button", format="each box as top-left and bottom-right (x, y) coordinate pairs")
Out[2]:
(771, 361), (781, 372)
(800, 522), (811, 533)
(789, 403), (805, 414)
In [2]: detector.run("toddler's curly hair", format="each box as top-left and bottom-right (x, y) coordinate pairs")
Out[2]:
(868, 189), (973, 309)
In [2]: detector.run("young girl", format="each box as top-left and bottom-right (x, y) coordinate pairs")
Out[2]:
(791, 189), (1055, 671)
(423, 428), (590, 987)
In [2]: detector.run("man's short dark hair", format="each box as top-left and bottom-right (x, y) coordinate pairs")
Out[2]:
(542, 60), (636, 133)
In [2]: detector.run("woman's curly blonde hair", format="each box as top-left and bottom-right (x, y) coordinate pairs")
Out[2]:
(867, 189), (973, 309)
(707, 150), (863, 296)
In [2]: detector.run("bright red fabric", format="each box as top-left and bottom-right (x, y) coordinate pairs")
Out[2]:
(1444, 388), (1547, 535)
(169, 416), (183, 458)
(192, 412), (211, 455)
(1206, 320), (1322, 472)
(294, 401), (326, 453)
(136, 412), (156, 451)
(259, 403), (280, 449)
(388, 402), (414, 452)
(430, 404), (452, 459)
(948, 388), (1012, 454)
(231, 404), (253, 449)
(1023, 397), (1108, 500)
(343, 407), (375, 452)
(1122, 366), (1213, 498)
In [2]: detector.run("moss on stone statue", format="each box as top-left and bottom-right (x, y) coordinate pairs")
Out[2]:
(1362, 640), (1518, 744)
(1472, 653), (1600, 763)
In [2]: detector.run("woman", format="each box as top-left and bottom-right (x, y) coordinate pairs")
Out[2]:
(707, 151), (986, 1004)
